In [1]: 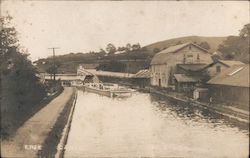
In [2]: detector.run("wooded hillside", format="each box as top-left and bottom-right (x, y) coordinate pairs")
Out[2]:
(35, 36), (226, 73)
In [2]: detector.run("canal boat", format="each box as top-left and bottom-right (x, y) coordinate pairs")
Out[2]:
(83, 83), (133, 97)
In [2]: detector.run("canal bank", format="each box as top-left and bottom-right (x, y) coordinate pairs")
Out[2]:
(55, 90), (78, 158)
(150, 88), (249, 127)
(1, 87), (76, 158)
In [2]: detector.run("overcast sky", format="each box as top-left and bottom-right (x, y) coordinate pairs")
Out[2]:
(2, 1), (249, 61)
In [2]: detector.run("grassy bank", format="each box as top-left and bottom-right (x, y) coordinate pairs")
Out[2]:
(1, 85), (64, 140)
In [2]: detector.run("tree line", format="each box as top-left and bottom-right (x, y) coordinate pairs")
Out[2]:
(1, 16), (47, 138)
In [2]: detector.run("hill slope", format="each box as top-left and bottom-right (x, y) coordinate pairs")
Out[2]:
(143, 36), (227, 54)
(35, 36), (227, 73)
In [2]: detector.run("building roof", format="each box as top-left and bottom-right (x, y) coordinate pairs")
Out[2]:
(114, 50), (126, 55)
(151, 42), (209, 65)
(218, 60), (245, 67)
(207, 65), (249, 87)
(86, 69), (135, 78)
(132, 69), (150, 78)
(201, 59), (245, 71)
(174, 74), (200, 83)
(77, 68), (93, 76)
(177, 64), (207, 72)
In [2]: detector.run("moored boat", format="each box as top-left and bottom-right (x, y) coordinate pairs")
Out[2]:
(83, 83), (133, 97)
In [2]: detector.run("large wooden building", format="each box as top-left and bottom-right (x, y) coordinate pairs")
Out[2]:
(150, 42), (213, 88)
(207, 65), (249, 109)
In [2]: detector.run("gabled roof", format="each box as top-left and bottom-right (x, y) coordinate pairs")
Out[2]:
(151, 42), (209, 65)
(201, 60), (245, 70)
(77, 67), (94, 76)
(132, 69), (150, 78)
(158, 43), (191, 54)
(218, 60), (245, 67)
(207, 65), (249, 87)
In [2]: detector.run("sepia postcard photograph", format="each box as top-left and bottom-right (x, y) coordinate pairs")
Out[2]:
(0, 0), (249, 157)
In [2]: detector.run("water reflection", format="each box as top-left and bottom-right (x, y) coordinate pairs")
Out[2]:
(150, 93), (249, 131)
(64, 90), (249, 157)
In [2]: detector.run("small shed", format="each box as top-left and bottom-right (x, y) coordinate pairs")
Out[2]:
(174, 74), (200, 93)
(131, 69), (150, 88)
(193, 88), (209, 101)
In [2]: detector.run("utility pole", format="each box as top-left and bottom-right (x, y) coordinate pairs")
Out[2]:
(48, 47), (60, 81)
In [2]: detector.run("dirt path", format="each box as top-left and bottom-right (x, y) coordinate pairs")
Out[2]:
(1, 87), (74, 158)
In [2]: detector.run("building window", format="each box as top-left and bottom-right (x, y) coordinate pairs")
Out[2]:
(216, 65), (221, 73)
(186, 53), (193, 63)
(189, 45), (192, 50)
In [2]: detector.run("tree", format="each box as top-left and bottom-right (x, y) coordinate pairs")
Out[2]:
(199, 41), (211, 50)
(218, 36), (239, 59)
(98, 48), (106, 56)
(117, 46), (126, 51)
(106, 43), (116, 55)
(96, 60), (126, 72)
(218, 23), (249, 63)
(125, 43), (132, 52)
(46, 65), (57, 79)
(153, 48), (160, 53)
(45, 59), (61, 78)
(239, 23), (250, 38)
(132, 43), (141, 51)
(1, 16), (46, 137)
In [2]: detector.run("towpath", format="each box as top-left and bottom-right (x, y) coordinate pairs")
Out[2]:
(1, 87), (74, 158)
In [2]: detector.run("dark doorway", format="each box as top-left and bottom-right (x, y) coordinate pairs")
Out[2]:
(158, 79), (161, 87)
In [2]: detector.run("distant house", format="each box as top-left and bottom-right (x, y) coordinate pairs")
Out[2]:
(207, 65), (249, 107)
(131, 69), (150, 88)
(202, 60), (245, 78)
(114, 50), (126, 55)
(150, 42), (213, 88)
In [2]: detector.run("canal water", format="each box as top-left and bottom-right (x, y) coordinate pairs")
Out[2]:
(64, 90), (249, 157)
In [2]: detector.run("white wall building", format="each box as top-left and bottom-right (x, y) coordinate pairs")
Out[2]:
(150, 42), (213, 88)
